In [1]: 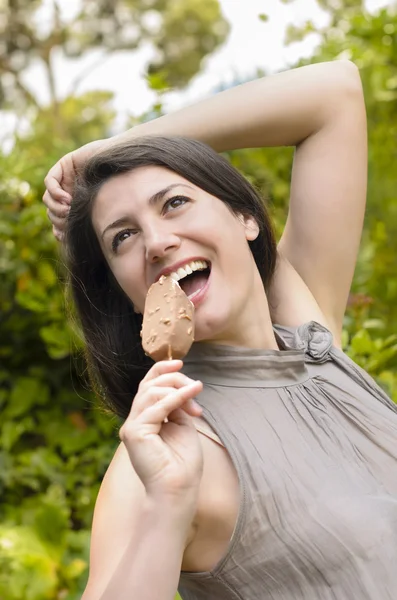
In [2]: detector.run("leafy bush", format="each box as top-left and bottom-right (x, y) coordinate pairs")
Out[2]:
(1, 2), (396, 598)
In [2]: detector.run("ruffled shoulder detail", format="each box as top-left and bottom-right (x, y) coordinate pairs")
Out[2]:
(274, 321), (333, 364)
(274, 321), (397, 414)
(293, 321), (334, 363)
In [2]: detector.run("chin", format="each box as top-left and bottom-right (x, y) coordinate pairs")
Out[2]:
(193, 306), (236, 345)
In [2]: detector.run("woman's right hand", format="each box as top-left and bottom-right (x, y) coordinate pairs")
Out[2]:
(43, 139), (108, 241)
(119, 359), (204, 504)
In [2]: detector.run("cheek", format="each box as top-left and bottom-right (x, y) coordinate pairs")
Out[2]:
(217, 220), (253, 266)
(189, 208), (252, 275)
(189, 205), (240, 245)
(110, 259), (144, 306)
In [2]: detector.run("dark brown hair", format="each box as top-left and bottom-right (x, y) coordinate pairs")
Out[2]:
(64, 136), (277, 419)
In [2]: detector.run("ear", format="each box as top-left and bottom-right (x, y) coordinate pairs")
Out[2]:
(237, 213), (260, 241)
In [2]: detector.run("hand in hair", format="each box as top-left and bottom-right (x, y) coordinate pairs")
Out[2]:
(42, 139), (106, 241)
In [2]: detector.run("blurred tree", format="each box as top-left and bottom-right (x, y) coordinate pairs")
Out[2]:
(0, 91), (120, 599)
(0, 0), (229, 123)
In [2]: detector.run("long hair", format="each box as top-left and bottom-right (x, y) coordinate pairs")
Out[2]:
(64, 136), (277, 419)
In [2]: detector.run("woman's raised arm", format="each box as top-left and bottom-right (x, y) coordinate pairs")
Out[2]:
(44, 60), (367, 337)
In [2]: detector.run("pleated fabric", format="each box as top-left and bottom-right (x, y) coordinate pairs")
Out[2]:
(178, 321), (397, 600)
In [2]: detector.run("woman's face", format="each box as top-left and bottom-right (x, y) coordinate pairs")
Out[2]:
(91, 165), (265, 345)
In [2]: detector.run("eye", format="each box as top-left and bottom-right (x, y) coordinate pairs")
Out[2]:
(111, 229), (136, 253)
(163, 195), (188, 213)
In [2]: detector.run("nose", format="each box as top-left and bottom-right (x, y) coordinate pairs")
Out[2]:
(144, 225), (181, 263)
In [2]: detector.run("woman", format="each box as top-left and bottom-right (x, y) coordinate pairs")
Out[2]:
(43, 60), (397, 600)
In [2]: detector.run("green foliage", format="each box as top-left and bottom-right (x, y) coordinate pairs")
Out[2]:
(145, 0), (230, 89)
(1, 1), (396, 598)
(258, 14), (269, 22)
(0, 90), (121, 599)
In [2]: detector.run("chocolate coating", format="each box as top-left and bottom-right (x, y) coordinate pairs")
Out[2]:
(141, 276), (195, 361)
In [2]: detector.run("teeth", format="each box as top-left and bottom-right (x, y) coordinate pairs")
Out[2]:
(169, 260), (209, 282)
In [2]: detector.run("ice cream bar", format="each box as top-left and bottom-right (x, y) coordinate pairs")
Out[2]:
(141, 275), (195, 361)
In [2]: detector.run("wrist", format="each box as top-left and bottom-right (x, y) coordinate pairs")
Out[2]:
(108, 122), (153, 147)
(145, 492), (197, 535)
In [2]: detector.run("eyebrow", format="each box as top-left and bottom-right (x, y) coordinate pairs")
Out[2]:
(101, 183), (194, 241)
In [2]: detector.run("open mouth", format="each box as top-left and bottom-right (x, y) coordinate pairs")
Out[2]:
(170, 259), (211, 299)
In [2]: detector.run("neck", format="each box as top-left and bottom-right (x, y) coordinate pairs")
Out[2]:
(204, 273), (280, 350)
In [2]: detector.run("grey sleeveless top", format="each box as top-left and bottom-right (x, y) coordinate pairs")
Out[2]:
(178, 321), (397, 600)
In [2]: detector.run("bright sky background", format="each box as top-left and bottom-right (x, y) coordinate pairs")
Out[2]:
(2, 0), (393, 143)
(25, 0), (330, 117)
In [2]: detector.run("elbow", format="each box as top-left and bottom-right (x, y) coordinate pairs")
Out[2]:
(320, 60), (365, 123)
(334, 59), (363, 97)
(302, 59), (365, 135)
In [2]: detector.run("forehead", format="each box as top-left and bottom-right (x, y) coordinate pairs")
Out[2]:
(94, 165), (195, 213)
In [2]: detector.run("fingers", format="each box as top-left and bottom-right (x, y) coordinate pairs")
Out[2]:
(130, 385), (188, 418)
(46, 209), (67, 238)
(43, 188), (69, 240)
(128, 361), (203, 427)
(44, 160), (72, 203)
(42, 158), (72, 244)
(140, 371), (196, 394)
(52, 225), (64, 242)
(140, 383), (203, 424)
(121, 381), (203, 442)
(46, 209), (67, 229)
(43, 188), (69, 238)
(132, 377), (202, 416)
(43, 190), (70, 217)
(140, 360), (184, 386)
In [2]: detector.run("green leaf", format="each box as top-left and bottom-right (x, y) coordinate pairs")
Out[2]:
(1, 417), (34, 452)
(62, 558), (87, 581)
(350, 328), (375, 355)
(34, 502), (69, 547)
(7, 377), (49, 418)
(258, 13), (269, 22)
(39, 323), (72, 359)
(145, 71), (171, 92)
(0, 525), (58, 600)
